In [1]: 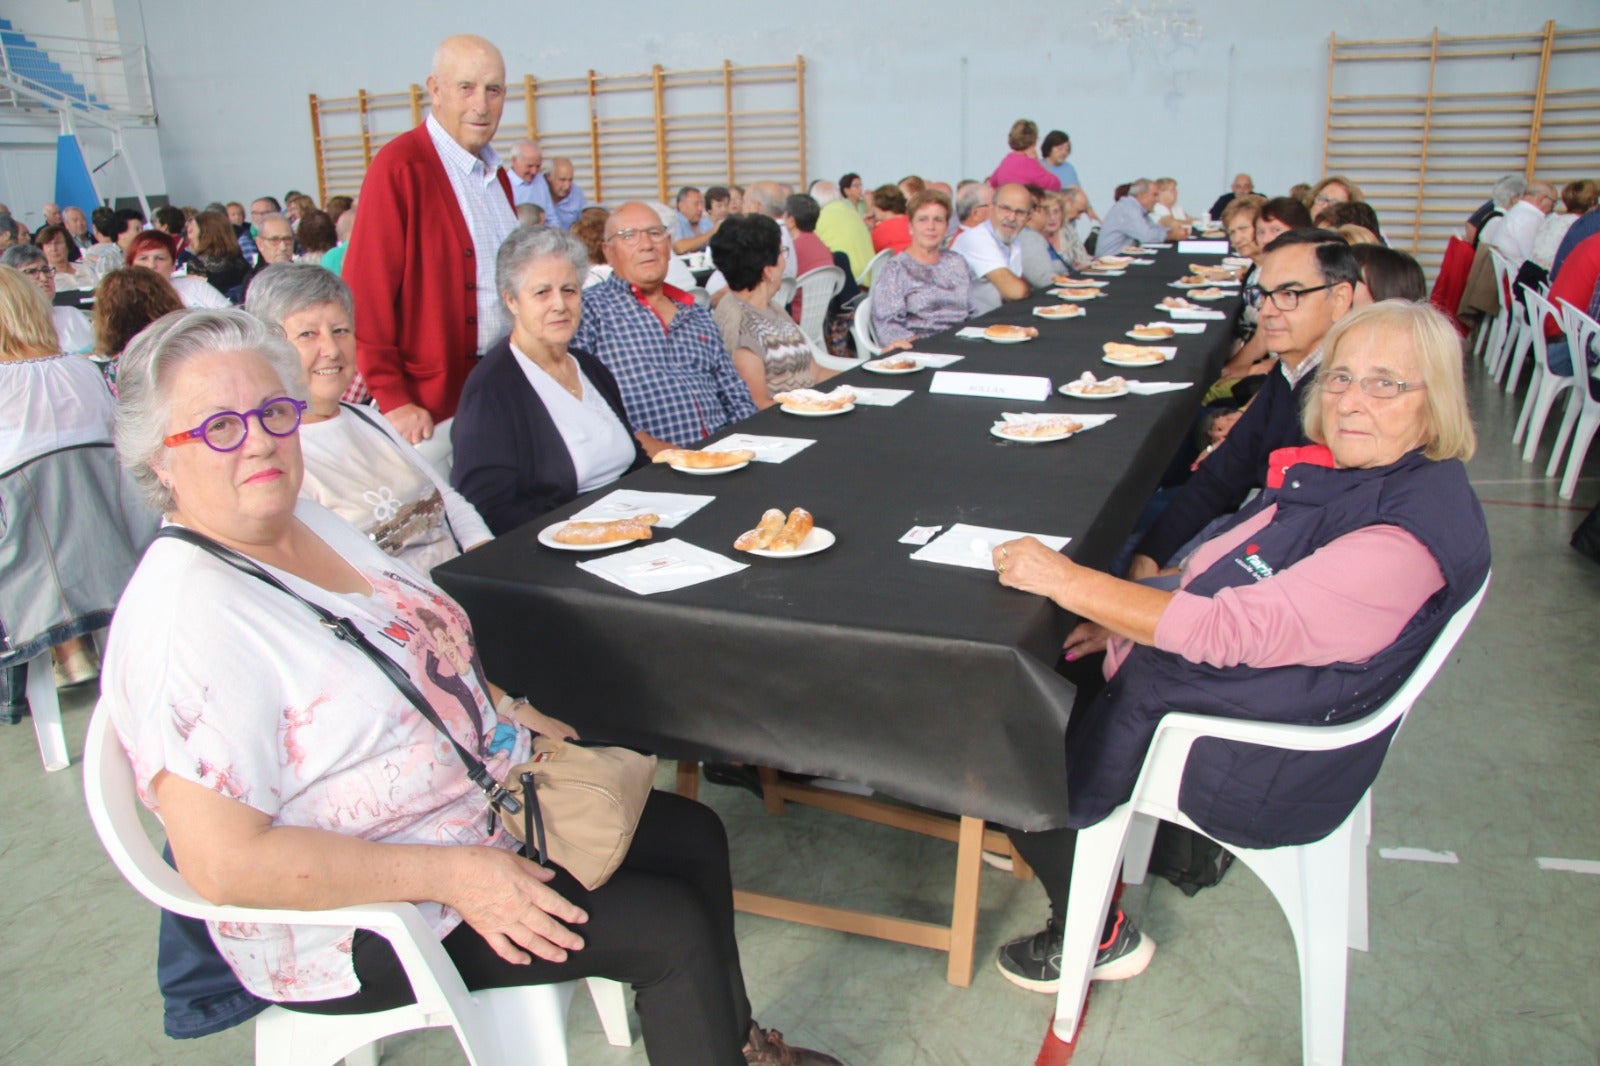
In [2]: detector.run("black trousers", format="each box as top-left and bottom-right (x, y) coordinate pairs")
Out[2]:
(284, 790), (750, 1066)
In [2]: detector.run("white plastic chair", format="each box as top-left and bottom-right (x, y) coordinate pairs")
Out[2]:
(1053, 576), (1490, 1066)
(851, 295), (883, 360)
(771, 276), (796, 314)
(858, 248), (892, 288)
(687, 286), (710, 309)
(1513, 290), (1576, 463)
(1497, 279), (1549, 395)
(792, 265), (845, 349)
(82, 709), (633, 1066)
(1549, 300), (1600, 499)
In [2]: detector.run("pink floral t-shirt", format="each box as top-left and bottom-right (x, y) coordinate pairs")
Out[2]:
(99, 501), (531, 1002)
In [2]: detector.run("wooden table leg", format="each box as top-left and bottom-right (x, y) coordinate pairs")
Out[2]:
(675, 760), (699, 801)
(757, 766), (786, 816)
(946, 815), (984, 986)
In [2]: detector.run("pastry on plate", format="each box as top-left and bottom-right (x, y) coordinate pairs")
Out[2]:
(1103, 342), (1165, 364)
(735, 507), (813, 552)
(869, 355), (919, 370)
(1160, 296), (1197, 309)
(1189, 287), (1227, 299)
(652, 448), (756, 469)
(1034, 304), (1085, 318)
(996, 417), (1083, 439)
(1063, 372), (1127, 396)
(552, 515), (659, 545)
(984, 323), (1038, 340)
(1129, 324), (1175, 339)
(1177, 274), (1207, 286)
(773, 386), (856, 412)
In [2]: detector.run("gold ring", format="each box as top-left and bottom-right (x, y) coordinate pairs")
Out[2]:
(997, 562), (1007, 574)
(1000, 546), (1009, 559)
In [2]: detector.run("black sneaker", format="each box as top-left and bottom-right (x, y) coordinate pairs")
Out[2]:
(995, 910), (1156, 993)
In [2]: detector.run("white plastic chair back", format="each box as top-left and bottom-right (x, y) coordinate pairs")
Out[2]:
(793, 265), (845, 348)
(688, 286), (710, 309)
(772, 276), (796, 313)
(859, 248), (892, 288)
(1550, 299), (1600, 498)
(82, 709), (632, 1065)
(851, 295), (883, 359)
(1484, 249), (1516, 369)
(1514, 289), (1577, 462)
(1053, 576), (1490, 1066)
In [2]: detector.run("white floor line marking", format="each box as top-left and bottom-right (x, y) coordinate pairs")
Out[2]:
(1536, 857), (1600, 875)
(1379, 847), (1460, 864)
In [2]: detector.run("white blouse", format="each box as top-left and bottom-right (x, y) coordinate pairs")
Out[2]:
(510, 344), (637, 493)
(298, 405), (492, 572)
(0, 353), (116, 470)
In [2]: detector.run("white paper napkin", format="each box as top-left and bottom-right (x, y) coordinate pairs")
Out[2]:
(955, 327), (988, 338)
(900, 352), (965, 367)
(568, 489), (714, 528)
(1080, 269), (1126, 277)
(702, 434), (816, 463)
(1139, 243), (1174, 249)
(1128, 259), (1157, 266)
(1161, 322), (1208, 334)
(1177, 240), (1231, 254)
(1124, 381), (1195, 395)
(909, 522), (1072, 571)
(1155, 305), (1227, 320)
(576, 539), (747, 595)
(848, 387), (913, 407)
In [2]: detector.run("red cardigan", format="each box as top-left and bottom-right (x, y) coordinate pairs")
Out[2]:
(344, 124), (514, 421)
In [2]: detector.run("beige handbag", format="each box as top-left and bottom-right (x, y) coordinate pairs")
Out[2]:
(498, 735), (657, 890)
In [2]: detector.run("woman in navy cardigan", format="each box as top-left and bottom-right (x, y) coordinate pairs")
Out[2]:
(451, 227), (652, 535)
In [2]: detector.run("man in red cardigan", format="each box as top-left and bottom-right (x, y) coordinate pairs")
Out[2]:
(344, 34), (517, 448)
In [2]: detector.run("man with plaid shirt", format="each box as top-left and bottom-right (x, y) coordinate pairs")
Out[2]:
(574, 201), (757, 449)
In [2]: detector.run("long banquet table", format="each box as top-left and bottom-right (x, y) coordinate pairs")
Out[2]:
(435, 245), (1238, 981)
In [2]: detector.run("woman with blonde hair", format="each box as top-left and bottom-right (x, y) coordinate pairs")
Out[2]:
(0, 265), (118, 718)
(988, 118), (1063, 192)
(991, 300), (1488, 994)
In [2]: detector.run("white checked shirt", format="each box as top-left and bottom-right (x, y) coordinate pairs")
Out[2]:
(425, 115), (517, 354)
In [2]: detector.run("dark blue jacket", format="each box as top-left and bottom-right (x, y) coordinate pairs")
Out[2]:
(1135, 364), (1314, 568)
(1068, 449), (1491, 848)
(451, 339), (647, 536)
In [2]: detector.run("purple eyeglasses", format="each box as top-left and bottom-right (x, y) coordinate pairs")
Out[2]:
(164, 397), (307, 452)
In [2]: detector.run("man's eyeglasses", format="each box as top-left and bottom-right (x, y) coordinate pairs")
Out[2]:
(20, 265), (53, 279)
(1243, 283), (1338, 312)
(608, 226), (670, 245)
(993, 203), (1031, 219)
(164, 397), (307, 452)
(258, 235), (296, 245)
(1318, 371), (1426, 399)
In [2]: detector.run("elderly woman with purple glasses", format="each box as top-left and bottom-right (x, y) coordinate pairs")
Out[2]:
(96, 308), (844, 1064)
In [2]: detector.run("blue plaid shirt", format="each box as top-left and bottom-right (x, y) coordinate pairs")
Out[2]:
(574, 274), (757, 445)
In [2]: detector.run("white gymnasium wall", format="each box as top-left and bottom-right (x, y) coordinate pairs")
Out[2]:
(91, 1), (1600, 217)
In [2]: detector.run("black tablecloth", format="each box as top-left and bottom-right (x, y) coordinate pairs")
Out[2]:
(436, 248), (1238, 830)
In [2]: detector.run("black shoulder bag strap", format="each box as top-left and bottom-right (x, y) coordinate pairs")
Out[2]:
(338, 402), (463, 552)
(153, 526), (520, 822)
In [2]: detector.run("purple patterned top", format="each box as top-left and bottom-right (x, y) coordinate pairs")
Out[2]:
(870, 250), (973, 345)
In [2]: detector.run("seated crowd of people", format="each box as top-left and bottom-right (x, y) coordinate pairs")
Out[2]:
(0, 29), (1539, 1064)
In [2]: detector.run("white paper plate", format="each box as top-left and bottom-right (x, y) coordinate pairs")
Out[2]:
(745, 526), (836, 558)
(1125, 330), (1178, 341)
(1058, 381), (1129, 400)
(1188, 291), (1230, 301)
(1169, 281), (1218, 289)
(990, 422), (1080, 443)
(1052, 290), (1102, 301)
(780, 401), (856, 416)
(1103, 352), (1170, 368)
(1051, 277), (1107, 287)
(538, 520), (653, 552)
(668, 458), (750, 475)
(983, 332), (1033, 344)
(1033, 306), (1085, 320)
(862, 357), (923, 374)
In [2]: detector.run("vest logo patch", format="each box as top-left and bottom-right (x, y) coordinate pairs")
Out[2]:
(1233, 543), (1275, 581)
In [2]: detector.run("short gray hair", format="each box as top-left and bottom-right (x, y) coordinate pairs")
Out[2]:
(955, 182), (989, 223)
(1128, 179), (1152, 198)
(115, 308), (305, 513)
(0, 244), (45, 270)
(245, 262), (354, 333)
(808, 180), (840, 206)
(495, 224), (589, 302)
(743, 181), (785, 218)
(1490, 174), (1527, 209)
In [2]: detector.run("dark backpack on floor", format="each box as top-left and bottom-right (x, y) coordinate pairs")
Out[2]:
(1147, 821), (1234, 896)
